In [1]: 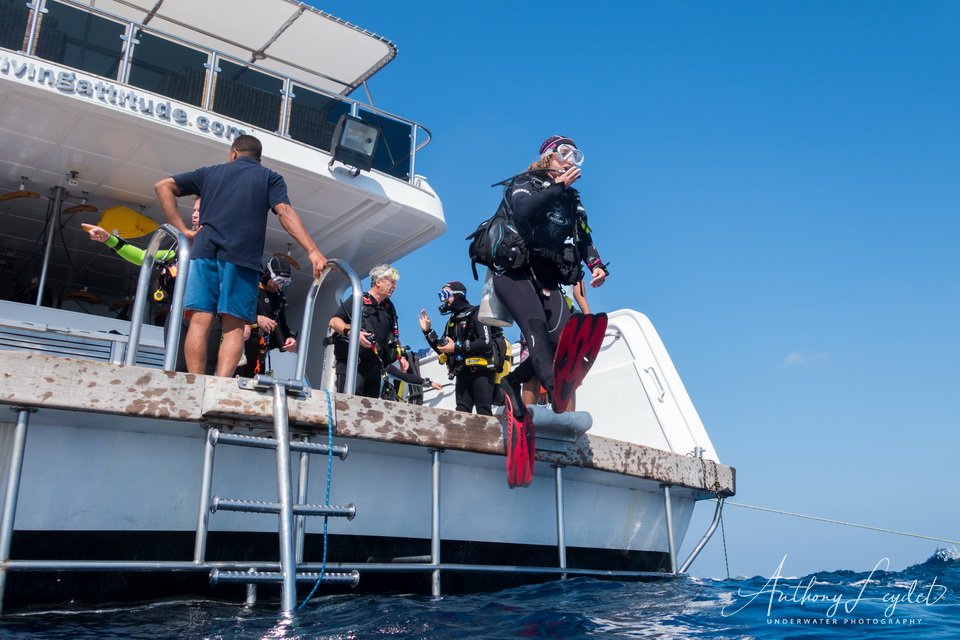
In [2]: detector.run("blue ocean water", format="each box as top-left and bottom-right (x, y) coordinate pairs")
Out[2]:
(0, 549), (956, 639)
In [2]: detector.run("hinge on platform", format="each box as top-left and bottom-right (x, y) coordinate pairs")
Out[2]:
(237, 374), (310, 398)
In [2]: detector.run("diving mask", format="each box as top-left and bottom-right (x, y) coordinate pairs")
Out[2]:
(267, 256), (293, 289)
(556, 143), (584, 167)
(374, 267), (400, 283)
(270, 275), (291, 289)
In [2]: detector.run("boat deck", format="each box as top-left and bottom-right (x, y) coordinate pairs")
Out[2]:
(0, 351), (735, 496)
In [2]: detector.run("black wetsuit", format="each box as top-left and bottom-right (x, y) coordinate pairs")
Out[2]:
(425, 299), (496, 416)
(332, 293), (401, 398)
(492, 171), (603, 398)
(236, 282), (294, 378)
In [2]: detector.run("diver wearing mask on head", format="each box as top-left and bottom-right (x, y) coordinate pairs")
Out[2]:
(419, 281), (500, 416)
(492, 135), (608, 419)
(236, 256), (298, 378)
(329, 264), (407, 398)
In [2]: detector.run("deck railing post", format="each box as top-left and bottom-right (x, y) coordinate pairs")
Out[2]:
(272, 382), (298, 612)
(661, 484), (677, 574)
(0, 409), (32, 613)
(553, 464), (567, 575)
(202, 52), (219, 111)
(245, 568), (258, 606)
(278, 77), (293, 137)
(24, 0), (46, 56)
(118, 21), (139, 84)
(193, 428), (217, 563)
(35, 188), (62, 307)
(295, 439), (310, 564)
(429, 448), (442, 596)
(408, 125), (417, 184)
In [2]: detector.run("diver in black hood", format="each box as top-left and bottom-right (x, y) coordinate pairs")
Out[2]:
(419, 281), (501, 416)
(236, 256), (297, 378)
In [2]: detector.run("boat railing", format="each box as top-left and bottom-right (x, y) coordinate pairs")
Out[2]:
(2, 0), (430, 184)
(118, 244), (364, 386)
(293, 259), (364, 392)
(124, 223), (191, 371)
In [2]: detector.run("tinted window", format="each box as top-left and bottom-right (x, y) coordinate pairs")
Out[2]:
(35, 0), (124, 79)
(128, 31), (206, 106)
(213, 59), (282, 131)
(0, 0), (30, 51)
(288, 84), (351, 151)
(359, 109), (413, 180)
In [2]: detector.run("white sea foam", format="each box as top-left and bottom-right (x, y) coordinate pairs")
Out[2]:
(932, 547), (960, 562)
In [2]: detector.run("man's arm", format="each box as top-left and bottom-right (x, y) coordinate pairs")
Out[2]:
(154, 178), (196, 240)
(328, 299), (350, 335)
(274, 202), (328, 279)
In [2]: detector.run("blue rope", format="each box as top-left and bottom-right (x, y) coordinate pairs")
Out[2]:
(297, 387), (335, 609)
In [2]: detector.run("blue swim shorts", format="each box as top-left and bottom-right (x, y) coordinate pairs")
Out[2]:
(183, 257), (259, 322)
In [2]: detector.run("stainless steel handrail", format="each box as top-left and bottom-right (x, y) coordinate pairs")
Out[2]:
(124, 224), (191, 370)
(678, 497), (725, 574)
(294, 259), (363, 393)
(414, 124), (433, 153)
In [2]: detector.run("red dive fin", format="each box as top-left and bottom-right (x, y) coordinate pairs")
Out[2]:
(520, 413), (535, 487)
(552, 313), (608, 413)
(502, 378), (536, 488)
(504, 392), (529, 488)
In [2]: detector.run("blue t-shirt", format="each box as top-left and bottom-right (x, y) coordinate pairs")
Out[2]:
(173, 156), (290, 270)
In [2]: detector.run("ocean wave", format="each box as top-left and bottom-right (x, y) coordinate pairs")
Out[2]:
(0, 569), (955, 639)
(919, 547), (960, 565)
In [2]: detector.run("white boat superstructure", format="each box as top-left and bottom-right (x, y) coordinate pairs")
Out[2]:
(0, 0), (445, 387)
(0, 0), (735, 613)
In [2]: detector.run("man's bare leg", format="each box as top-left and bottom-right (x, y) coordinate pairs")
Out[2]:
(185, 311), (214, 374)
(216, 314), (246, 377)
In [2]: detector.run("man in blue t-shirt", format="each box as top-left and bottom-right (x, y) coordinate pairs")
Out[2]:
(155, 134), (327, 377)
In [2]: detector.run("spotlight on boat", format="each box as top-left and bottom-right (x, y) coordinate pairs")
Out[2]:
(328, 114), (381, 176)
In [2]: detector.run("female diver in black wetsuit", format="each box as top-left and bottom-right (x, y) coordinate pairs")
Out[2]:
(492, 135), (608, 417)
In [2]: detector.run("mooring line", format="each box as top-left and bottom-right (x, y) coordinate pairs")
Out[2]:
(727, 501), (960, 545)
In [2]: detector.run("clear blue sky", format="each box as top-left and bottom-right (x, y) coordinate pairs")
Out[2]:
(312, 1), (959, 579)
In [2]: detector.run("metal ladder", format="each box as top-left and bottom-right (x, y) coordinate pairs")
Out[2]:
(194, 258), (368, 612)
(195, 375), (357, 611)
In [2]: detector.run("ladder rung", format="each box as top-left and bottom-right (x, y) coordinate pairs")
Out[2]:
(211, 497), (356, 519)
(210, 569), (359, 587)
(211, 430), (348, 459)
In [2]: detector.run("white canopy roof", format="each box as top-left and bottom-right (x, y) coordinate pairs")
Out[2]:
(74, 0), (397, 95)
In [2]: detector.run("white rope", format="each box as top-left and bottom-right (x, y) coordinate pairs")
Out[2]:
(727, 501), (960, 545)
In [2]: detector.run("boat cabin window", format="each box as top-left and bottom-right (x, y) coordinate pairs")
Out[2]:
(127, 31), (207, 107)
(289, 85), (352, 152)
(0, 0), (428, 194)
(358, 109), (415, 181)
(214, 60), (283, 132)
(35, 1), (125, 80)
(0, 0), (30, 52)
